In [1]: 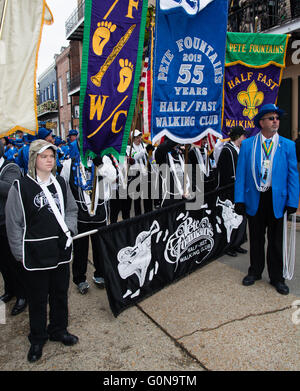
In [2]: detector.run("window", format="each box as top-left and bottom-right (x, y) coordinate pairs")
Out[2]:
(48, 86), (51, 101)
(59, 77), (63, 107)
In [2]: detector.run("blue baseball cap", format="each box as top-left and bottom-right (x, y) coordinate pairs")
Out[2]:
(38, 127), (52, 140)
(67, 129), (78, 137)
(54, 136), (63, 146)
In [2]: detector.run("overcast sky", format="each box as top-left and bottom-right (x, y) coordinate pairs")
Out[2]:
(37, 0), (78, 77)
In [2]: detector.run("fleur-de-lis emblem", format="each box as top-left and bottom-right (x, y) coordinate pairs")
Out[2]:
(237, 81), (264, 120)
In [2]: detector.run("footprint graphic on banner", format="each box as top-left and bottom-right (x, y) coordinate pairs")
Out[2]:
(92, 21), (117, 56)
(117, 58), (134, 93)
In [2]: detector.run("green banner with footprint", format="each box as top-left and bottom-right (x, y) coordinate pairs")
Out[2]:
(79, 0), (148, 163)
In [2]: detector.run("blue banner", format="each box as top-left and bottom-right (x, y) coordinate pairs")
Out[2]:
(151, 0), (228, 144)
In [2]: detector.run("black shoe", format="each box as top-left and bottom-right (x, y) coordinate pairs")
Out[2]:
(27, 344), (43, 363)
(11, 298), (27, 316)
(0, 293), (14, 303)
(271, 281), (289, 295)
(242, 275), (261, 286)
(235, 246), (247, 254)
(93, 276), (105, 289)
(226, 250), (237, 257)
(50, 332), (79, 346)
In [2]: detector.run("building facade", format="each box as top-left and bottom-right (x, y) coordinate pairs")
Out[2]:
(55, 46), (72, 140)
(37, 63), (59, 134)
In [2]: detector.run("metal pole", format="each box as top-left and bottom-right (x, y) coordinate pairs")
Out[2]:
(254, 16), (259, 33)
(90, 165), (98, 215)
(0, 0), (8, 40)
(183, 144), (189, 196)
(0, 0), (8, 64)
(73, 229), (99, 240)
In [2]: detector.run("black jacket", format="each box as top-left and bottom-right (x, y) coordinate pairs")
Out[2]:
(217, 141), (238, 202)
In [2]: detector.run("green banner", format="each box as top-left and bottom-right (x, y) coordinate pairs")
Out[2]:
(225, 32), (289, 67)
(79, 0), (148, 165)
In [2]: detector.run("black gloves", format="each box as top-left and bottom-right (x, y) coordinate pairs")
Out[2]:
(285, 206), (297, 215)
(235, 202), (246, 215)
(92, 155), (103, 166)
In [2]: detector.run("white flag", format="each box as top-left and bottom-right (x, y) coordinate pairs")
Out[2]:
(159, 0), (214, 15)
(0, 0), (53, 137)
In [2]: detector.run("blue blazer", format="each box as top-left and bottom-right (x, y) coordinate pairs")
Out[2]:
(234, 134), (299, 218)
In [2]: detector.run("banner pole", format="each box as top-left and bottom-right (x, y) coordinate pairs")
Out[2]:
(183, 144), (189, 196)
(254, 16), (259, 33)
(126, 86), (142, 180)
(90, 165), (98, 214)
(0, 0), (8, 40)
(73, 229), (99, 241)
(0, 0), (8, 64)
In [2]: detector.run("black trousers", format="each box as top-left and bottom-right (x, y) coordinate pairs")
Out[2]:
(133, 197), (153, 216)
(109, 197), (131, 223)
(247, 189), (284, 283)
(0, 225), (26, 299)
(133, 179), (154, 216)
(72, 221), (105, 285)
(23, 263), (70, 345)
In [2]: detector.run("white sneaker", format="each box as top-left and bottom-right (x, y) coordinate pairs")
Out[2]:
(93, 277), (105, 289)
(77, 281), (89, 294)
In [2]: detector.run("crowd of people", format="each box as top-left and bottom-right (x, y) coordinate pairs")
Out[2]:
(0, 103), (299, 363)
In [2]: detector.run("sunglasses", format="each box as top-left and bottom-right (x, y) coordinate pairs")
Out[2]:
(261, 116), (280, 121)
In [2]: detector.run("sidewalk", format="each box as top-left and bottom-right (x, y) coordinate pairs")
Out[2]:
(0, 226), (299, 371)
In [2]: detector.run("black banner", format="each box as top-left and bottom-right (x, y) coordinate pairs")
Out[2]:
(97, 194), (246, 317)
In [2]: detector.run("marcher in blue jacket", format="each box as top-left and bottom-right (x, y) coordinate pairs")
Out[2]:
(235, 104), (299, 295)
(16, 134), (37, 175)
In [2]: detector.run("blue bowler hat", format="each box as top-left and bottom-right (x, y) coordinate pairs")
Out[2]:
(254, 104), (284, 128)
(67, 129), (78, 137)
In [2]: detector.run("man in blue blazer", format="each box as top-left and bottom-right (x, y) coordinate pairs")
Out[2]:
(234, 104), (299, 295)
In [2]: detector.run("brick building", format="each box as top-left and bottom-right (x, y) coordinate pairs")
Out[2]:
(55, 46), (72, 140)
